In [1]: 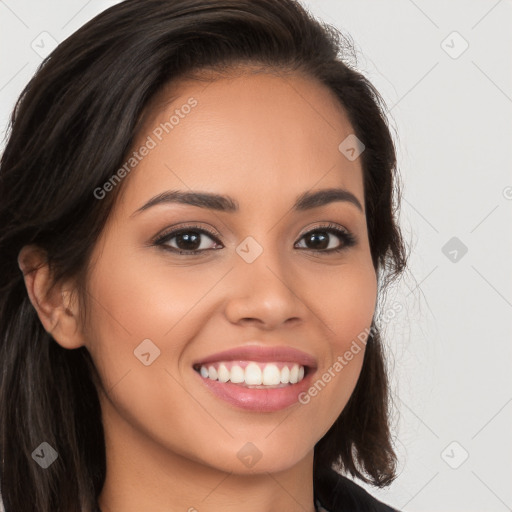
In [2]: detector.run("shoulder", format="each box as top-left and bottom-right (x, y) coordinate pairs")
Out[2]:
(314, 465), (401, 512)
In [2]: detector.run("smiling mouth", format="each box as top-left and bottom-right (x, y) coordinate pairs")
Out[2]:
(192, 360), (311, 388)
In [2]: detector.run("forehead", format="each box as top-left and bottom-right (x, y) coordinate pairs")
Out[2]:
(115, 69), (364, 216)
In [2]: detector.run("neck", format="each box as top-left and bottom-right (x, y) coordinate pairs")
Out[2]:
(97, 397), (317, 512)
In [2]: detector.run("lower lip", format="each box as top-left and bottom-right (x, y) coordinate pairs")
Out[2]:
(193, 367), (316, 412)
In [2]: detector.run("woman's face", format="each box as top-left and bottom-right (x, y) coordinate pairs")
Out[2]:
(84, 69), (377, 475)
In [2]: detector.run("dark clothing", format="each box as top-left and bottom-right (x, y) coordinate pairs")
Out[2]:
(314, 465), (400, 512)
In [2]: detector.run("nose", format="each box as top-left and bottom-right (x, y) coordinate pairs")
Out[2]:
(223, 243), (307, 330)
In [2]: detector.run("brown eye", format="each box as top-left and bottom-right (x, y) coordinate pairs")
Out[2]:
(154, 225), (222, 255)
(153, 223), (356, 256)
(295, 224), (356, 253)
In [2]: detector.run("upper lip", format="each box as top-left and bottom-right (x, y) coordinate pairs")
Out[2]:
(193, 345), (318, 369)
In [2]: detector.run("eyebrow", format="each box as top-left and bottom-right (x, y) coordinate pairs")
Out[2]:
(131, 187), (364, 217)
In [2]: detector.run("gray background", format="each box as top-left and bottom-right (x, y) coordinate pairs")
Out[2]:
(1, 1), (511, 511)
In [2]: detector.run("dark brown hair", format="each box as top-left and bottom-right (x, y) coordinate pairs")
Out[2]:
(0, 1), (408, 510)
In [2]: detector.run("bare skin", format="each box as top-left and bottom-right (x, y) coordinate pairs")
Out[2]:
(19, 67), (377, 512)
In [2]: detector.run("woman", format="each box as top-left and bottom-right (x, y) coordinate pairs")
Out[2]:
(0, 1), (408, 511)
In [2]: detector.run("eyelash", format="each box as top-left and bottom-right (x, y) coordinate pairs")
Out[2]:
(152, 223), (357, 256)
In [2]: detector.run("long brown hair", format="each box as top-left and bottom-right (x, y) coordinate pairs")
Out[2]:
(0, 1), (408, 510)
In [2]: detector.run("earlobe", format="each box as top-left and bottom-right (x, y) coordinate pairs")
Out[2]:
(17, 245), (85, 349)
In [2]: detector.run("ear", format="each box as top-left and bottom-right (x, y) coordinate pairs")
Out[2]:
(18, 244), (85, 349)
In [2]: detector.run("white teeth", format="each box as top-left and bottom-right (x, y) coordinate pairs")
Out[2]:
(208, 365), (218, 380)
(245, 362), (262, 385)
(262, 364), (281, 386)
(229, 364), (245, 383)
(280, 366), (290, 384)
(197, 361), (306, 386)
(217, 363), (230, 383)
(289, 364), (299, 384)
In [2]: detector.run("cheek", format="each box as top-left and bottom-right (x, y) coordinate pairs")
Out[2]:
(86, 244), (212, 338)
(82, 246), (201, 444)
(304, 262), (376, 420)
(83, 239), (231, 393)
(319, 261), (377, 353)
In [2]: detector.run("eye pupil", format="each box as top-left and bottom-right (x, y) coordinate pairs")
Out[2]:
(176, 231), (201, 250)
(306, 231), (329, 250)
